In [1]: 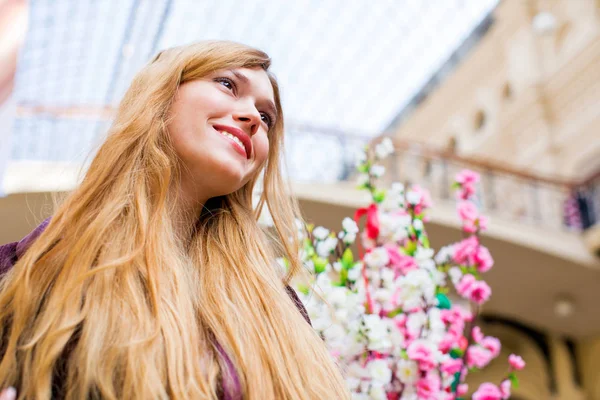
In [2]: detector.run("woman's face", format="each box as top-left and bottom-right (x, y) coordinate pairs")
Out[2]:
(167, 66), (276, 204)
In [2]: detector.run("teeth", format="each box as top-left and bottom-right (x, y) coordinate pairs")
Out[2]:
(218, 130), (245, 152)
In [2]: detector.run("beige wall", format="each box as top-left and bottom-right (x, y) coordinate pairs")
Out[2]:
(392, 0), (600, 181)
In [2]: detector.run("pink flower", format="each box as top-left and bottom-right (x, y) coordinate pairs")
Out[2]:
(480, 336), (501, 358)
(456, 274), (476, 297)
(509, 354), (526, 370)
(453, 236), (479, 265)
(455, 170), (480, 200)
(386, 245), (418, 275)
(415, 372), (441, 400)
(478, 215), (489, 232)
(471, 280), (492, 304)
(410, 185), (433, 214)
(457, 183), (476, 200)
(457, 201), (479, 222)
(471, 326), (484, 343)
(439, 331), (460, 353)
(500, 380), (511, 399)
(457, 384), (469, 396)
(467, 345), (493, 369)
(475, 245), (494, 273)
(407, 340), (436, 371)
(472, 383), (502, 400)
(440, 358), (463, 375)
(456, 170), (480, 185)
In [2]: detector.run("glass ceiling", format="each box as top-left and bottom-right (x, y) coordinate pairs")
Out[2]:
(9, 0), (498, 187)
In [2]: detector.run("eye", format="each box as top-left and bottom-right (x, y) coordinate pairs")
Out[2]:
(215, 77), (236, 92)
(260, 112), (274, 129)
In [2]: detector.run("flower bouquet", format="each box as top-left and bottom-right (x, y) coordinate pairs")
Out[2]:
(290, 138), (525, 399)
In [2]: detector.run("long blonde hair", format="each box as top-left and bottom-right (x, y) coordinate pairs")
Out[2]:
(0, 41), (349, 399)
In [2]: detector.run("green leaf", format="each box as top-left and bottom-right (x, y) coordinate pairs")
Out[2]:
(449, 348), (464, 359)
(436, 293), (452, 309)
(420, 235), (430, 249)
(404, 240), (417, 256)
(297, 284), (310, 295)
(508, 372), (519, 389)
(451, 371), (461, 392)
(373, 189), (386, 204)
(387, 308), (403, 318)
(339, 268), (348, 286)
(342, 248), (354, 269)
(313, 257), (328, 274)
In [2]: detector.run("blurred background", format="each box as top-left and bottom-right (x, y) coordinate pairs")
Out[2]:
(1, 0), (599, 398)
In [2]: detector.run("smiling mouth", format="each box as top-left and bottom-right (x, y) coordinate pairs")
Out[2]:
(214, 127), (249, 159)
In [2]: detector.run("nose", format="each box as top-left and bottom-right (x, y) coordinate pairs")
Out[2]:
(233, 106), (260, 136)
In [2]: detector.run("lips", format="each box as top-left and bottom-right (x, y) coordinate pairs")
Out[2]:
(213, 124), (252, 159)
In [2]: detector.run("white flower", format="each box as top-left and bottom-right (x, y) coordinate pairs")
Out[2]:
(391, 182), (404, 194)
(343, 217), (359, 234)
(294, 218), (306, 240)
(327, 286), (349, 307)
(368, 359), (392, 384)
(382, 182), (406, 210)
(371, 165), (385, 178)
(312, 226), (330, 240)
(343, 231), (357, 244)
(364, 247), (389, 269)
(397, 269), (436, 310)
(363, 315), (392, 351)
(346, 377), (361, 392)
(378, 211), (411, 241)
(435, 245), (455, 264)
(396, 359), (419, 384)
(406, 190), (422, 205)
(412, 218), (424, 231)
(414, 247), (434, 262)
(357, 173), (370, 186)
(323, 323), (346, 344)
(375, 137), (394, 160)
(368, 382), (387, 400)
(348, 361), (370, 379)
(448, 266), (463, 286)
(380, 268), (396, 288)
(406, 311), (427, 336)
(355, 151), (367, 166)
(400, 386), (418, 400)
(428, 308), (445, 334)
(316, 236), (338, 257)
(347, 263), (362, 281)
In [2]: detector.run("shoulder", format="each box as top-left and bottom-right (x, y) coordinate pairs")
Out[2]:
(284, 285), (311, 326)
(0, 217), (51, 276)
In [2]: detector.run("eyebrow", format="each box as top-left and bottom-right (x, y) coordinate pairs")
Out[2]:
(230, 70), (278, 122)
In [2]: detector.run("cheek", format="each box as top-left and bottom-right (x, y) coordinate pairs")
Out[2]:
(253, 134), (270, 165)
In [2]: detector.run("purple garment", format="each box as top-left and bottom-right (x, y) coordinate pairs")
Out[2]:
(0, 218), (311, 399)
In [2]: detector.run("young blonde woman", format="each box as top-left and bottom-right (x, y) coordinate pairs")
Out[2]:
(0, 41), (350, 400)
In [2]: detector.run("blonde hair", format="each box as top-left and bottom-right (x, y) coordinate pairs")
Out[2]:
(0, 41), (350, 399)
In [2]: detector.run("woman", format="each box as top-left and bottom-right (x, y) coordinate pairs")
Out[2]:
(0, 41), (350, 399)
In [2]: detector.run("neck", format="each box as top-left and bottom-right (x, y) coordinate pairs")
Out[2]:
(171, 181), (210, 244)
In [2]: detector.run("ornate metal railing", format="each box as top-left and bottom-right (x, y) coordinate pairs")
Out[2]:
(285, 127), (595, 233)
(378, 141), (571, 232)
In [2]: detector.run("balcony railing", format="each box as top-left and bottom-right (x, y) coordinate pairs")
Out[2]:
(285, 127), (596, 234)
(378, 142), (571, 232)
